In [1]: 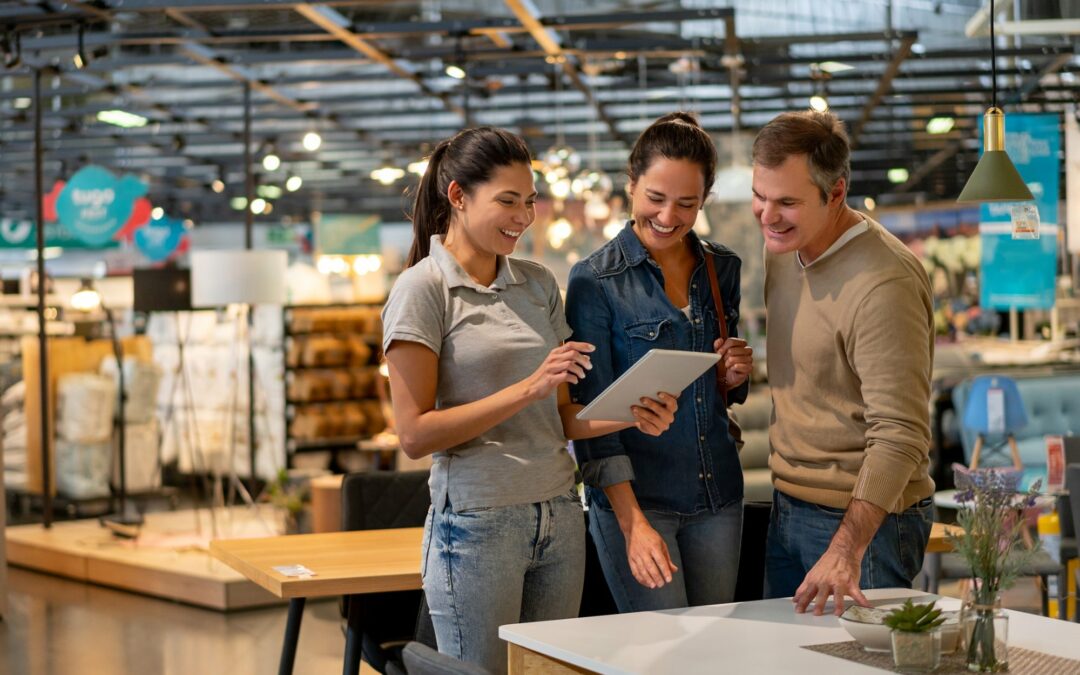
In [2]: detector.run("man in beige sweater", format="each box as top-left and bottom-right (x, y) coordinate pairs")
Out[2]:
(752, 110), (935, 615)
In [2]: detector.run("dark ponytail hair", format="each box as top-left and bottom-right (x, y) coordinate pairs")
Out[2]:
(627, 111), (717, 199)
(406, 126), (533, 267)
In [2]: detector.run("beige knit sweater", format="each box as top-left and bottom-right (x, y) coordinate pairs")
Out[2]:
(765, 215), (936, 514)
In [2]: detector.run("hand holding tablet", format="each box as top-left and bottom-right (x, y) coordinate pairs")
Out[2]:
(576, 349), (721, 423)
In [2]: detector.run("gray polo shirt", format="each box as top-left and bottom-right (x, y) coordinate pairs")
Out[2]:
(381, 235), (576, 513)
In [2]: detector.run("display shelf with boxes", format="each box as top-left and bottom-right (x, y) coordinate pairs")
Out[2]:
(282, 303), (388, 460)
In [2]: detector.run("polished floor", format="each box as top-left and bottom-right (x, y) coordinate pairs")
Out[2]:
(0, 566), (370, 675)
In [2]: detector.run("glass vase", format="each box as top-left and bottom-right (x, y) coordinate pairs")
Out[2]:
(891, 628), (942, 673)
(962, 596), (1009, 672)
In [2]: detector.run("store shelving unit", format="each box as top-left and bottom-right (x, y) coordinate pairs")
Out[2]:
(282, 303), (387, 467)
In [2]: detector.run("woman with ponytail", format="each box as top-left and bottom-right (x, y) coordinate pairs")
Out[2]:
(565, 112), (754, 612)
(381, 126), (678, 672)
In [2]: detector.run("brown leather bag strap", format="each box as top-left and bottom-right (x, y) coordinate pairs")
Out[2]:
(703, 250), (729, 405)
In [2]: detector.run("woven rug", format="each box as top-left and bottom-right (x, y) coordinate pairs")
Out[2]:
(802, 640), (1080, 674)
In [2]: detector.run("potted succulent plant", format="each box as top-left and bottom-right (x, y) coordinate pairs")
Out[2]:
(885, 599), (946, 673)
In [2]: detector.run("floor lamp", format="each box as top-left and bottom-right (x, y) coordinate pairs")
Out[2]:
(190, 250), (287, 502)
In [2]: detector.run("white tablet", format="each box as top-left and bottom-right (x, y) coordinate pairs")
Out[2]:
(575, 348), (720, 422)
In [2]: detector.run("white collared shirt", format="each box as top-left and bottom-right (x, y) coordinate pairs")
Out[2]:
(797, 219), (869, 269)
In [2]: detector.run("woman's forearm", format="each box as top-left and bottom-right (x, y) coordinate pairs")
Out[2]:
(559, 402), (634, 440)
(397, 379), (539, 458)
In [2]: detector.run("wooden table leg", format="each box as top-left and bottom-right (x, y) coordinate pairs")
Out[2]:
(507, 642), (592, 674)
(279, 597), (306, 675)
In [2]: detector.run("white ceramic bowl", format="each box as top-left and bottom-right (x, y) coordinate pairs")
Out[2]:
(839, 604), (960, 654)
(838, 606), (892, 652)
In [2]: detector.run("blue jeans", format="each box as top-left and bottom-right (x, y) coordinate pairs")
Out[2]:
(764, 490), (933, 600)
(588, 499), (743, 612)
(421, 491), (585, 674)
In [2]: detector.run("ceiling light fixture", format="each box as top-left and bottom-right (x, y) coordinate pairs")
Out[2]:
(887, 168), (910, 184)
(211, 179), (225, 193)
(926, 116), (956, 134)
(73, 24), (88, 70)
(957, 0), (1033, 203)
(286, 175), (303, 192)
(445, 64), (466, 80)
(809, 95), (829, 112)
(97, 109), (148, 128)
(302, 131), (322, 152)
(370, 165), (405, 186)
(817, 61), (853, 74)
(262, 153), (281, 172)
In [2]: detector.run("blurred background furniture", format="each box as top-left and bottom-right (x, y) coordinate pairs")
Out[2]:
(951, 374), (1080, 490)
(340, 470), (430, 674)
(736, 386), (772, 503)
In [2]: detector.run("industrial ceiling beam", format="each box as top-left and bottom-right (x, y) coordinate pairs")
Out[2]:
(849, 33), (917, 147)
(293, 3), (465, 118)
(503, 0), (633, 146)
(178, 40), (316, 113)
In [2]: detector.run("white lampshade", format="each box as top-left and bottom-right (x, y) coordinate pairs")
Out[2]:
(190, 249), (288, 307)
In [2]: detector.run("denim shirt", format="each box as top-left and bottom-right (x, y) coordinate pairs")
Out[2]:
(565, 222), (746, 515)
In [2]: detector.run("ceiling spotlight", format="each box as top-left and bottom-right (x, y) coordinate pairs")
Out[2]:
(151, 206), (164, 220)
(286, 175), (303, 192)
(370, 165), (405, 186)
(250, 198), (267, 215)
(926, 117), (956, 134)
(407, 159), (429, 176)
(211, 179), (225, 193)
(257, 185), (283, 200)
(13, 97), (30, 109)
(73, 25), (88, 70)
(262, 153), (281, 171)
(445, 64), (466, 80)
(887, 168), (910, 184)
(809, 95), (829, 112)
(864, 196), (877, 211)
(302, 131), (322, 152)
(230, 197), (248, 211)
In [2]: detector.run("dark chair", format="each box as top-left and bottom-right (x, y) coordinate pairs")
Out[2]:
(734, 500), (772, 602)
(399, 642), (491, 675)
(341, 470), (431, 674)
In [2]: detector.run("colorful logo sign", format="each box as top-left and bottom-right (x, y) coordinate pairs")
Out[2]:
(134, 216), (186, 262)
(54, 166), (148, 247)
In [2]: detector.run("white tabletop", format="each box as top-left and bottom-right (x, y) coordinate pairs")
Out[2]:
(499, 589), (1080, 675)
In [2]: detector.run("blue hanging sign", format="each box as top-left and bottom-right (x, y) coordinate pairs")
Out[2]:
(55, 166), (148, 247)
(134, 215), (186, 262)
(979, 113), (1060, 310)
(0, 218), (119, 249)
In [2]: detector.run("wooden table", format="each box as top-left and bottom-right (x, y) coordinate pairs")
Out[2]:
(500, 588), (1080, 674)
(927, 520), (962, 553)
(210, 527), (423, 675)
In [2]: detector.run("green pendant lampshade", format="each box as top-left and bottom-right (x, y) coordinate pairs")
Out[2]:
(957, 107), (1034, 203)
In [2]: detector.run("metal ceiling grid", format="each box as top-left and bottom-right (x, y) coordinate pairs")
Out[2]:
(0, 0), (1073, 225)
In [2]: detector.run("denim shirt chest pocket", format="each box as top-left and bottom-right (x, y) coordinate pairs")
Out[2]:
(624, 316), (677, 361)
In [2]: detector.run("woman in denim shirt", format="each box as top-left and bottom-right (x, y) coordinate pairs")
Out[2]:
(566, 112), (754, 612)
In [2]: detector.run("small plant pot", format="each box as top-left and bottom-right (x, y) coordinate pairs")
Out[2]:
(891, 628), (942, 673)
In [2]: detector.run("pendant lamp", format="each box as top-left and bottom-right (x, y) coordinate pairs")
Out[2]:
(956, 0), (1033, 203)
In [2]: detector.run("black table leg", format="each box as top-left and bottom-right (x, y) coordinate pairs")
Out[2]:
(343, 594), (362, 675)
(279, 597), (306, 675)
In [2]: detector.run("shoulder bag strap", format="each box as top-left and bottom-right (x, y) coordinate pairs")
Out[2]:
(703, 251), (729, 406)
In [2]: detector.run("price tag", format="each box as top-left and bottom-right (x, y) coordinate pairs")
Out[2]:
(1010, 203), (1040, 240)
(273, 564), (316, 578)
(1046, 435), (1065, 493)
(986, 387), (1005, 434)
